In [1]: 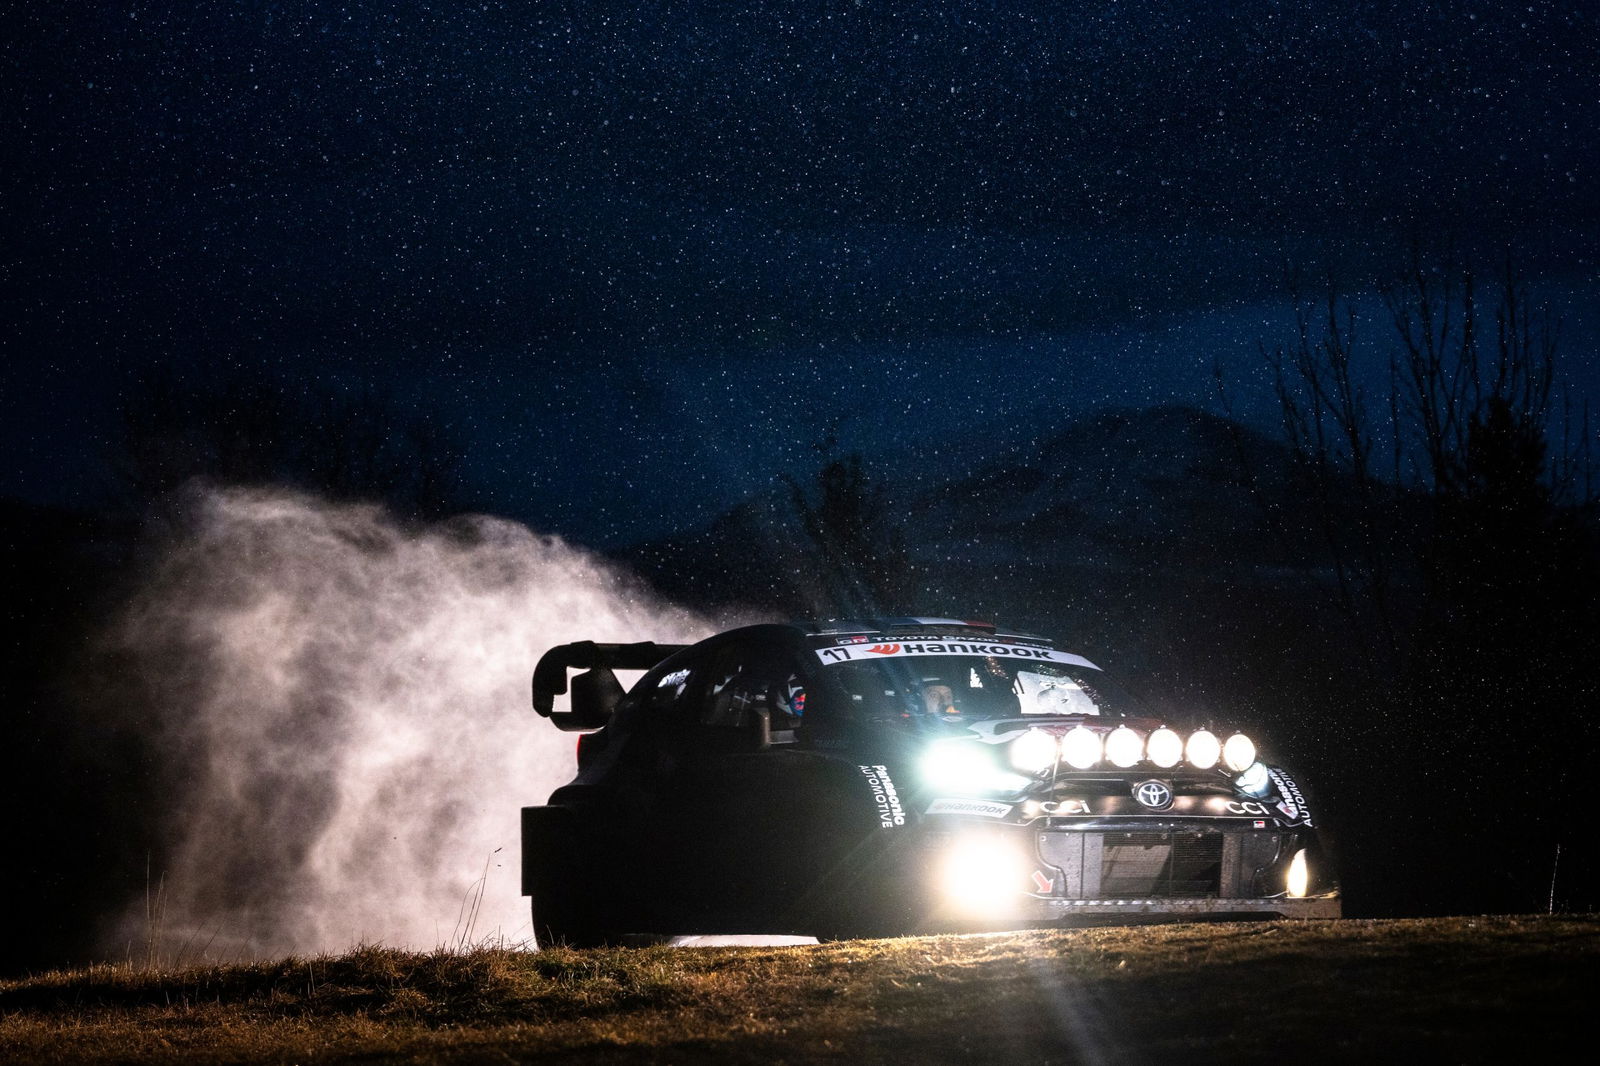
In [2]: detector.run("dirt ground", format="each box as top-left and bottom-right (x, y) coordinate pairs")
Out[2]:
(3, 915), (1595, 1064)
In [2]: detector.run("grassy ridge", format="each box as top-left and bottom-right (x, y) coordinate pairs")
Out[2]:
(3, 916), (1596, 1064)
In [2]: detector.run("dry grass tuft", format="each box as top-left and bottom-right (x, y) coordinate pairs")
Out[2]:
(3, 916), (1596, 1064)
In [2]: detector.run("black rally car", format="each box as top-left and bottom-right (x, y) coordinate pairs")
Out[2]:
(523, 618), (1339, 945)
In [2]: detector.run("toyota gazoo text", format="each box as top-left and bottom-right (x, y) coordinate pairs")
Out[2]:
(522, 619), (1340, 945)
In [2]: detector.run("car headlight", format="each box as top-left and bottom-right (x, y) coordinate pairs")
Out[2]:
(939, 833), (1031, 915)
(1146, 727), (1183, 768)
(1105, 726), (1144, 768)
(1185, 729), (1221, 769)
(922, 742), (993, 792)
(922, 742), (1032, 795)
(1009, 728), (1059, 774)
(1287, 848), (1309, 897)
(1060, 725), (1102, 769)
(1223, 733), (1257, 773)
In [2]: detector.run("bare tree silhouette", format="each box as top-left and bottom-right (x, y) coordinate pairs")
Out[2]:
(1219, 243), (1600, 914)
(783, 453), (912, 617)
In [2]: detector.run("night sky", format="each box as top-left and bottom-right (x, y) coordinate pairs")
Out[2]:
(6, 1), (1598, 543)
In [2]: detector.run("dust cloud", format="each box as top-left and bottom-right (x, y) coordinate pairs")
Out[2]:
(103, 485), (711, 960)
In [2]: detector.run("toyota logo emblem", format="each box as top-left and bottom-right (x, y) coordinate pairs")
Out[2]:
(1133, 780), (1173, 810)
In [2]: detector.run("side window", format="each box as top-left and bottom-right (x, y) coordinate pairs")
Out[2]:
(700, 648), (762, 729)
(645, 659), (700, 719)
(696, 643), (803, 734)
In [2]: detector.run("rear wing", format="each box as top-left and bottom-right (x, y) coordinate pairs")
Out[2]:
(532, 640), (689, 731)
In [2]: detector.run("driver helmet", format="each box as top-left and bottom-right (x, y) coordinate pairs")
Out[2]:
(921, 681), (958, 715)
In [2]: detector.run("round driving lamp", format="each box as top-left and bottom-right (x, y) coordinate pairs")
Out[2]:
(1061, 725), (1102, 769)
(1010, 728), (1059, 773)
(1146, 727), (1183, 768)
(1186, 729), (1221, 769)
(1105, 725), (1144, 768)
(1222, 733), (1257, 773)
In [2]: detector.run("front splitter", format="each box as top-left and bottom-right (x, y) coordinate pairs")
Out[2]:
(1017, 894), (1343, 921)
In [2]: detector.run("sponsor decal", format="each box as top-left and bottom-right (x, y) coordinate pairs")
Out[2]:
(1036, 798), (1092, 815)
(1253, 819), (1268, 829)
(1133, 780), (1174, 810)
(1266, 767), (1313, 826)
(816, 642), (1097, 668)
(859, 765), (907, 829)
(1225, 800), (1272, 816)
(927, 797), (1013, 818)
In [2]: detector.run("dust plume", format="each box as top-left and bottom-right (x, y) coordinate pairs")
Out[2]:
(102, 485), (710, 959)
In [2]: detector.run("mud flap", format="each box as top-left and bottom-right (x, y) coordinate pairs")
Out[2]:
(522, 805), (600, 948)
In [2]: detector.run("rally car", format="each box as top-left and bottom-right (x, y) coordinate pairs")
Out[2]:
(523, 618), (1339, 945)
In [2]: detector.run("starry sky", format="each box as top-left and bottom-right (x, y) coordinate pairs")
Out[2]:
(5, 1), (1597, 543)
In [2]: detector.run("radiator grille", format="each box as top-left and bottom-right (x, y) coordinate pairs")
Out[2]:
(1099, 831), (1224, 897)
(1035, 829), (1284, 898)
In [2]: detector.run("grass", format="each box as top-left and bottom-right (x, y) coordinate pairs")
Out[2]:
(3, 915), (1596, 1064)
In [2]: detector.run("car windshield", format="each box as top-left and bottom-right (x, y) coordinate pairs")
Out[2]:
(813, 644), (1141, 721)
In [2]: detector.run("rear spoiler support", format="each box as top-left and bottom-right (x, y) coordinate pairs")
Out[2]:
(532, 641), (688, 731)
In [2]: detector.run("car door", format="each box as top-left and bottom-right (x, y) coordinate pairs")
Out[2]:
(636, 639), (810, 932)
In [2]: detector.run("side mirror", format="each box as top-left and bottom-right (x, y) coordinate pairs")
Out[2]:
(552, 667), (623, 732)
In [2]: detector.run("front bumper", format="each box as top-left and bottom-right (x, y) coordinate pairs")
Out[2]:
(919, 820), (1341, 926)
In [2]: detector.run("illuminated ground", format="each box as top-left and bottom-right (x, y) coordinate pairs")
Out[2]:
(2, 916), (1594, 1064)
